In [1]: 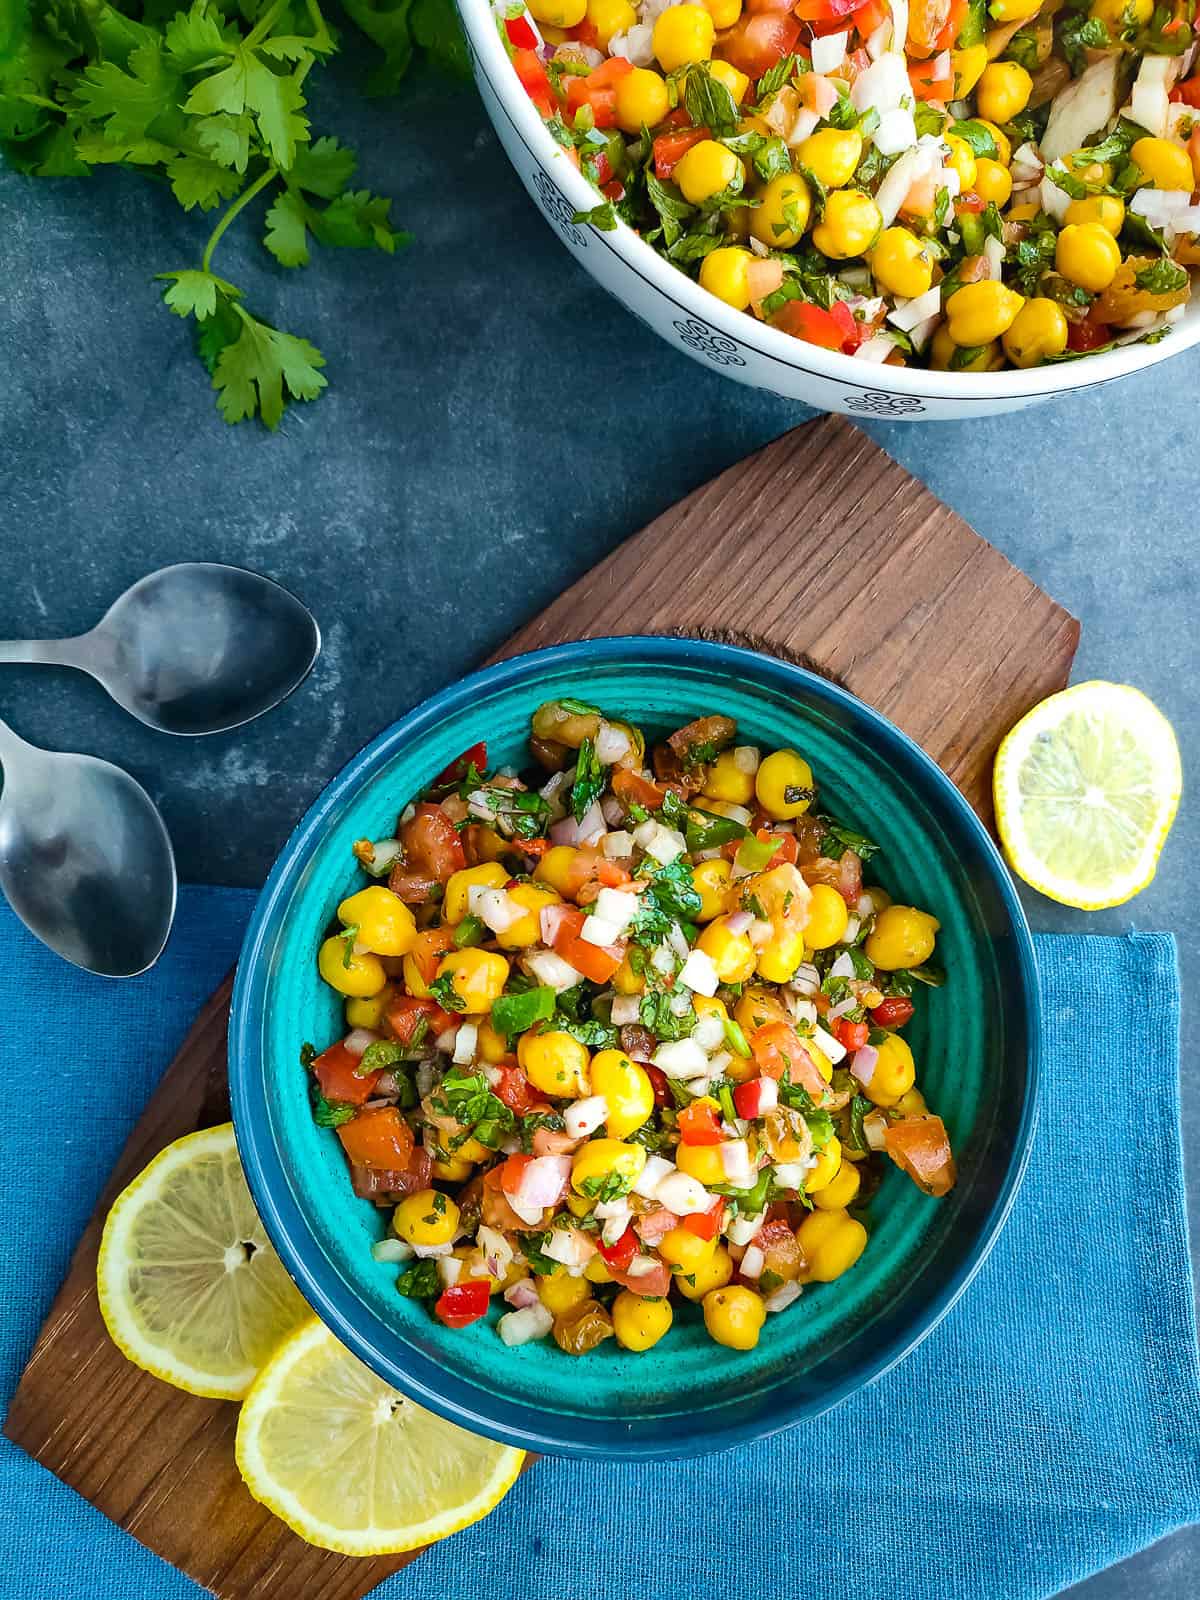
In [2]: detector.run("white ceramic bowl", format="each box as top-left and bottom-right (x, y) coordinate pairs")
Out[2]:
(457, 0), (1200, 421)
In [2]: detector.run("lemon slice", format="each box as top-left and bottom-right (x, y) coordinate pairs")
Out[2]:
(994, 681), (1181, 910)
(235, 1318), (525, 1554)
(98, 1123), (309, 1399)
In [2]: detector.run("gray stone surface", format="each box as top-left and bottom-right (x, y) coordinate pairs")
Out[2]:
(1, 42), (1196, 1596)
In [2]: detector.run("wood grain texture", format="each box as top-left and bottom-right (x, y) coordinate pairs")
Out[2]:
(3, 418), (1079, 1600)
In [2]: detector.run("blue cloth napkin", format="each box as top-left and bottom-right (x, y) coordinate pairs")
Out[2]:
(0, 890), (1196, 1600)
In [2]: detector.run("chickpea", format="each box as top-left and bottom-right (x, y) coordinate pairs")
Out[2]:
(703, 1285), (767, 1349)
(675, 1243), (734, 1300)
(612, 1290), (673, 1350)
(755, 748), (814, 820)
(865, 1034), (916, 1108)
(796, 1208), (868, 1282)
(865, 904), (940, 970)
(804, 883), (850, 950)
(318, 935), (386, 998)
(589, 1049), (655, 1139)
(519, 1029), (590, 1097)
(393, 1189), (459, 1248)
(537, 1268), (592, 1316)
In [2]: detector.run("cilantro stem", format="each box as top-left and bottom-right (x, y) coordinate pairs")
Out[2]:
(201, 166), (279, 272)
(244, 0), (289, 48)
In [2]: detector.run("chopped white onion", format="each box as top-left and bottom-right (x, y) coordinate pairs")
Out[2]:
(874, 144), (935, 227)
(693, 1011), (726, 1052)
(727, 1211), (765, 1247)
(627, 1253), (661, 1279)
(1130, 52), (1176, 139)
(632, 1153), (675, 1199)
(719, 1139), (756, 1188)
(983, 233), (1006, 281)
(342, 1027), (378, 1058)
(452, 1022), (478, 1066)
(788, 106), (821, 145)
(650, 942), (678, 978)
(828, 995), (859, 1020)
(594, 887), (639, 931)
(597, 1198), (633, 1246)
(525, 949), (585, 992)
(812, 1023), (847, 1064)
(765, 1280), (803, 1315)
(603, 829), (634, 858)
(362, 838), (402, 877)
(565, 1095), (609, 1139)
(595, 721), (632, 764)
(733, 746), (760, 774)
(679, 947), (719, 997)
(540, 769), (569, 803)
(789, 962), (822, 996)
(789, 996), (819, 1028)
(631, 817), (658, 850)
(503, 1278), (540, 1310)
(543, 1227), (597, 1269)
(645, 824), (686, 865)
(435, 1026), (459, 1054)
(608, 22), (654, 67)
(549, 813), (582, 846)
(740, 1244), (766, 1280)
(724, 909), (754, 936)
(654, 1038), (710, 1079)
(655, 1170), (712, 1216)
(873, 106), (917, 157)
(864, 1110), (890, 1151)
(478, 1225), (513, 1279)
(577, 800), (607, 845)
(600, 797), (624, 828)
(474, 887), (521, 934)
(889, 284), (942, 333)
(437, 1255), (463, 1287)
(851, 50), (909, 115)
(371, 1237), (414, 1263)
(498, 1302), (554, 1346)
(580, 913), (622, 948)
(1041, 54), (1119, 164)
(610, 994), (642, 1026)
(412, 1241), (454, 1259)
(811, 30), (847, 73)
(830, 952), (856, 981)
(772, 1160), (811, 1189)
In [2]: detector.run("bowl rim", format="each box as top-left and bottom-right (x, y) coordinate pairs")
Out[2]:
(457, 0), (1200, 404)
(229, 635), (1042, 1460)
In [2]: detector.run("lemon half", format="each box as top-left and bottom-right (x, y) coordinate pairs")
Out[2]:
(235, 1318), (525, 1555)
(993, 681), (1181, 910)
(97, 1123), (309, 1399)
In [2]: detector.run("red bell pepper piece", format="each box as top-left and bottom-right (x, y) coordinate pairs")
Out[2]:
(435, 741), (487, 785)
(733, 1076), (779, 1119)
(386, 994), (454, 1046)
(504, 14), (538, 50)
(492, 1065), (542, 1115)
(681, 1198), (726, 1240)
(435, 1279), (491, 1329)
(677, 1099), (724, 1145)
(598, 1225), (639, 1271)
(550, 905), (625, 984)
(565, 56), (633, 130)
(653, 126), (710, 179)
(909, 56), (954, 101)
(1173, 75), (1200, 108)
(833, 1017), (870, 1052)
(512, 48), (554, 117)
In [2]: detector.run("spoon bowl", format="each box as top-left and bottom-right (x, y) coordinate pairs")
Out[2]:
(0, 563), (321, 736)
(0, 720), (176, 977)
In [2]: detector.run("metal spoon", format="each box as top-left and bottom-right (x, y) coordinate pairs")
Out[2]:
(0, 563), (321, 736)
(0, 718), (176, 976)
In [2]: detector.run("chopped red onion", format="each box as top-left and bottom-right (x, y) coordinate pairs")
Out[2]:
(549, 814), (582, 847)
(828, 995), (859, 1020)
(864, 1110), (889, 1151)
(740, 1244), (765, 1280)
(342, 1027), (378, 1058)
(764, 1281), (803, 1315)
(725, 910), (754, 935)
(504, 1279), (540, 1310)
(498, 1303), (553, 1346)
(850, 1045), (878, 1086)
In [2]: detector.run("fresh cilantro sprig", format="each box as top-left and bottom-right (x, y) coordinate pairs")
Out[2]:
(0, 0), (471, 426)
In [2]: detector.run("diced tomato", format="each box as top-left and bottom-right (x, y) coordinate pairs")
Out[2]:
(505, 14), (538, 49)
(435, 741), (487, 786)
(349, 1145), (432, 1202)
(677, 1098), (724, 1145)
(748, 826), (798, 865)
(751, 1021), (828, 1096)
(717, 12), (801, 80)
(434, 1279), (491, 1329)
(565, 56), (633, 129)
(312, 1041), (379, 1106)
(569, 17), (600, 47)
(884, 1115), (957, 1197)
(633, 1206), (679, 1247)
(955, 190), (985, 214)
(773, 299), (859, 353)
(606, 1257), (672, 1298)
(550, 905), (625, 983)
(337, 1106), (415, 1171)
(601, 178), (625, 201)
(854, 0), (889, 32)
(481, 1165), (534, 1232)
(937, 0), (969, 49)
(645, 1064), (672, 1108)
(909, 56), (954, 101)
(792, 0), (866, 19)
(598, 1225), (639, 1271)
(521, 835), (551, 860)
(493, 1065), (542, 1115)
(682, 1198), (726, 1240)
(1174, 75), (1200, 108)
(870, 995), (914, 1029)
(402, 926), (455, 992)
(390, 804), (465, 901)
(733, 1076), (778, 1118)
(611, 767), (667, 809)
(833, 1017), (870, 1052)
(565, 846), (633, 903)
(651, 125), (710, 179)
(385, 994), (453, 1045)
(843, 45), (872, 75)
(1067, 315), (1110, 352)
(511, 47), (553, 116)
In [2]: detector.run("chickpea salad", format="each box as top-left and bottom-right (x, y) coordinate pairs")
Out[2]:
(498, 0), (1200, 370)
(304, 702), (955, 1356)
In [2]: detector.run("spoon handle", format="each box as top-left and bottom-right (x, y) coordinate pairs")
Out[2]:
(0, 638), (82, 668)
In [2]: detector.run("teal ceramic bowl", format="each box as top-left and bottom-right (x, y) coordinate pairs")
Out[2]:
(229, 637), (1039, 1459)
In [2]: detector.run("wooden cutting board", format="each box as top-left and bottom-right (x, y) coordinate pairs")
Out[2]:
(3, 417), (1079, 1600)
